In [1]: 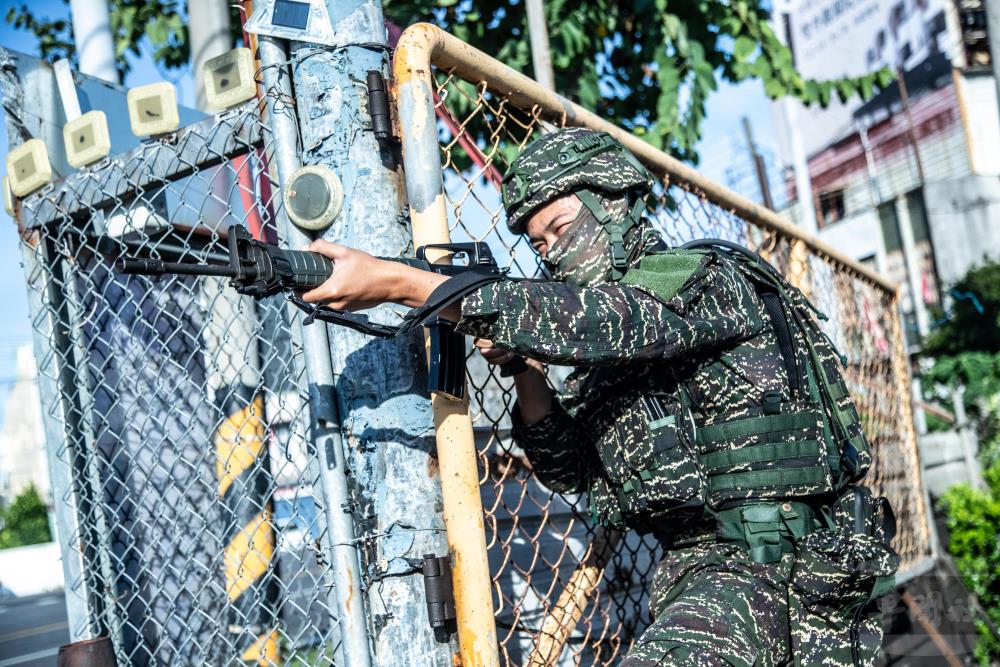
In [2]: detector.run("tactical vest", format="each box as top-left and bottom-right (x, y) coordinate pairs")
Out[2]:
(592, 241), (872, 535)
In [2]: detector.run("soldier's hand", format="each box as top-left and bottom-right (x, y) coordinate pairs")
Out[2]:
(474, 338), (517, 366)
(302, 239), (448, 312)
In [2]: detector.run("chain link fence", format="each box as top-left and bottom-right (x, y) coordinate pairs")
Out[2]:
(2, 50), (342, 666)
(404, 43), (933, 665)
(2, 28), (933, 667)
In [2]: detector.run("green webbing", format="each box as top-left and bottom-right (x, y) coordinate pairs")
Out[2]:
(708, 466), (827, 493)
(701, 440), (823, 474)
(829, 381), (850, 401)
(576, 188), (629, 276)
(715, 501), (821, 564)
(696, 411), (821, 446)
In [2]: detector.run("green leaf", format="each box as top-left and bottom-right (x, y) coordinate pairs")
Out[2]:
(858, 76), (874, 99)
(875, 67), (895, 89)
(733, 35), (756, 60)
(834, 79), (854, 104)
(763, 76), (784, 98)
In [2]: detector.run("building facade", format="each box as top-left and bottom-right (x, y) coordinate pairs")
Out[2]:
(774, 0), (1000, 348)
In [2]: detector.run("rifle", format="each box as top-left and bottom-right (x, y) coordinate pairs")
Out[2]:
(116, 224), (510, 399)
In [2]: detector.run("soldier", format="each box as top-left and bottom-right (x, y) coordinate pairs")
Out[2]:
(301, 128), (899, 666)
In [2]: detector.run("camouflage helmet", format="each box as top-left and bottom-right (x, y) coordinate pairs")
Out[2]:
(501, 128), (654, 234)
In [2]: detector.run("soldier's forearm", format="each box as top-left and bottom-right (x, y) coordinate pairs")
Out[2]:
(512, 365), (553, 425)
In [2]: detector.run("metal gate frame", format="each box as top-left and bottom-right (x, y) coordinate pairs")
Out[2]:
(391, 22), (936, 667)
(2, 48), (370, 665)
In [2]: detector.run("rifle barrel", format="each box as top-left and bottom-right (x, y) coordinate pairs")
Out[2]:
(115, 257), (238, 278)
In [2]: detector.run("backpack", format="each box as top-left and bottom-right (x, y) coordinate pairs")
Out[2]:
(679, 238), (873, 502)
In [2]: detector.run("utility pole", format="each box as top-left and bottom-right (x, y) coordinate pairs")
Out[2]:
(282, 1), (454, 664)
(525, 0), (556, 90)
(68, 0), (117, 83)
(985, 0), (1000, 121)
(741, 116), (774, 210)
(773, 3), (819, 233)
(189, 1), (233, 111)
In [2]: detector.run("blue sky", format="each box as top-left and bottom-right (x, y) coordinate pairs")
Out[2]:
(0, 0), (778, 422)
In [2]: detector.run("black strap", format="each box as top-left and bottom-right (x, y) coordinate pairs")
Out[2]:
(287, 268), (506, 338)
(395, 269), (506, 333)
(287, 294), (401, 337)
(759, 291), (802, 397)
(681, 238), (805, 400)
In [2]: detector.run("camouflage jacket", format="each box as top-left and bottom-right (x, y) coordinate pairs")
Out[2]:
(457, 249), (802, 535)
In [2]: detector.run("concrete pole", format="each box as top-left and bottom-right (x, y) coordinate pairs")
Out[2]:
(525, 0), (555, 90)
(189, 0), (233, 111)
(984, 0), (1000, 124)
(952, 386), (984, 489)
(772, 4), (819, 233)
(257, 36), (370, 667)
(741, 116), (774, 210)
(894, 194), (931, 338)
(68, 0), (117, 83)
(287, 1), (454, 664)
(782, 101), (818, 233)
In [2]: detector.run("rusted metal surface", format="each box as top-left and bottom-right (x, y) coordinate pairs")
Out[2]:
(57, 637), (118, 667)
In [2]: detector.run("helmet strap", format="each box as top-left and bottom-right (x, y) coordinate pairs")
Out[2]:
(577, 188), (645, 280)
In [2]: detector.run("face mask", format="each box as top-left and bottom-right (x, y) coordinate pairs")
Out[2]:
(542, 204), (614, 287)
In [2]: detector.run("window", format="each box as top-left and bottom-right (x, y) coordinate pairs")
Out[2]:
(817, 189), (846, 227)
(879, 202), (902, 252)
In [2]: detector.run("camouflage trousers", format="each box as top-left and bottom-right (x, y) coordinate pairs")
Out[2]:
(621, 541), (888, 666)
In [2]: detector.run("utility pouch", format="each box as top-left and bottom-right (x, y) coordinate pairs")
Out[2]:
(592, 394), (703, 527)
(788, 486), (899, 667)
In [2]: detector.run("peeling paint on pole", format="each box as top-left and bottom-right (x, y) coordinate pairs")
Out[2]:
(288, 1), (455, 664)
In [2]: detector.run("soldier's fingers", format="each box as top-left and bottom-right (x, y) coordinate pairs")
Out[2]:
(306, 239), (349, 259)
(474, 337), (496, 350)
(300, 283), (339, 303)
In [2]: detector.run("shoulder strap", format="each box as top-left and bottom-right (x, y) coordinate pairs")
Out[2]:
(680, 239), (804, 399)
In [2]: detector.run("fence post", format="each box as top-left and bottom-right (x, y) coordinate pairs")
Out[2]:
(260, 1), (455, 662)
(393, 25), (501, 667)
(952, 385), (984, 489)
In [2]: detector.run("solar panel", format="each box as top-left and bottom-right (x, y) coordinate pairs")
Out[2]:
(272, 0), (310, 30)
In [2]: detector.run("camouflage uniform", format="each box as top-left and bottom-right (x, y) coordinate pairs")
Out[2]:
(456, 129), (898, 666)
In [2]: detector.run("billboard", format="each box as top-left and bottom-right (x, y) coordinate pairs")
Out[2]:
(781, 0), (957, 154)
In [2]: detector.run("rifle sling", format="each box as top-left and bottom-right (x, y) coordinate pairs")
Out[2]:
(287, 269), (506, 338)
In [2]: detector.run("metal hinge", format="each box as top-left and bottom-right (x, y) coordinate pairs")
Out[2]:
(421, 553), (457, 643)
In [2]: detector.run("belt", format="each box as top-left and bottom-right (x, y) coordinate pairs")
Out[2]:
(648, 516), (717, 550)
(714, 500), (826, 564)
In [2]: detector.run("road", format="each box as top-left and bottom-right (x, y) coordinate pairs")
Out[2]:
(0, 591), (68, 667)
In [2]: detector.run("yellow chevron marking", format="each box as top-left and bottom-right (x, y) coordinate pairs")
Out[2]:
(240, 628), (281, 665)
(216, 396), (266, 498)
(225, 511), (274, 602)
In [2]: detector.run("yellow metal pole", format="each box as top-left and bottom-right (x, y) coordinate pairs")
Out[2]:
(394, 25), (500, 667)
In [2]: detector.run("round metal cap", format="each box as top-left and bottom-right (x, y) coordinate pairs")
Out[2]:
(283, 165), (344, 231)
